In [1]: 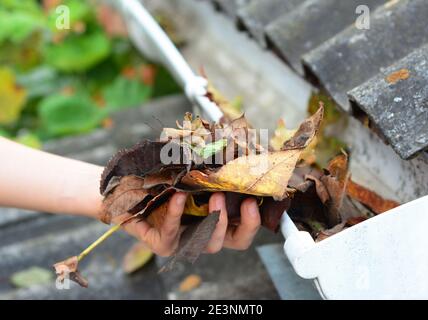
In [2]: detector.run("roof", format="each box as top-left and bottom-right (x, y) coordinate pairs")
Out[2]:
(208, 0), (428, 160)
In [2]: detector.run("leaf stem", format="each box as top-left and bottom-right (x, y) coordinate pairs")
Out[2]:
(77, 224), (121, 262)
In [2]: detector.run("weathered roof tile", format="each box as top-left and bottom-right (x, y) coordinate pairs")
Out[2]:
(265, 0), (385, 74)
(348, 44), (428, 159)
(237, 0), (301, 47)
(212, 0), (251, 17)
(207, 0), (428, 159)
(302, 0), (428, 112)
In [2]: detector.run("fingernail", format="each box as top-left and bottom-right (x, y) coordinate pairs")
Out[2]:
(176, 193), (187, 206)
(214, 193), (224, 210)
(247, 199), (259, 217)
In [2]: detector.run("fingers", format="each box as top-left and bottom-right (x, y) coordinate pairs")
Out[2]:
(224, 197), (260, 250)
(157, 192), (187, 255)
(129, 192), (187, 257)
(204, 192), (228, 254)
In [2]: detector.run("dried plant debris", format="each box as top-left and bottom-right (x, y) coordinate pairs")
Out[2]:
(53, 102), (400, 287)
(159, 211), (221, 273)
(53, 256), (88, 288)
(287, 152), (399, 241)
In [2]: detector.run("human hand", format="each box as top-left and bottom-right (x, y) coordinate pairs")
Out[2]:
(116, 192), (261, 257)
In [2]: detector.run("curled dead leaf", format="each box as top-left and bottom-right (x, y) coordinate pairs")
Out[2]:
(53, 256), (88, 288)
(346, 180), (399, 214)
(101, 175), (149, 224)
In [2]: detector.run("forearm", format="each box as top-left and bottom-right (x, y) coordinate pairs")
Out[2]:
(0, 137), (103, 219)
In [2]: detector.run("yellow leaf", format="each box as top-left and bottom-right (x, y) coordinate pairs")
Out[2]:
(206, 82), (243, 121)
(0, 68), (27, 125)
(179, 274), (202, 292)
(184, 194), (209, 216)
(270, 118), (297, 151)
(182, 150), (301, 200)
(181, 106), (324, 200)
(122, 242), (154, 274)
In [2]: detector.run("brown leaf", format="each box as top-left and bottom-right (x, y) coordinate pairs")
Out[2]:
(122, 242), (154, 274)
(224, 193), (290, 232)
(53, 256), (88, 288)
(259, 197), (291, 232)
(287, 183), (329, 231)
(305, 174), (330, 204)
(270, 118), (296, 151)
(282, 104), (324, 150)
(346, 180), (399, 214)
(100, 140), (187, 194)
(179, 274), (202, 292)
(224, 192), (247, 226)
(146, 201), (169, 229)
(159, 211), (220, 272)
(142, 170), (180, 189)
(315, 222), (347, 242)
(315, 216), (368, 242)
(288, 166), (321, 192)
(102, 176), (121, 196)
(131, 187), (177, 219)
(319, 153), (350, 226)
(101, 176), (149, 224)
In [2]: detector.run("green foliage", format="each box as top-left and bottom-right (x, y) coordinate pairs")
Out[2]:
(16, 66), (64, 98)
(10, 266), (53, 288)
(152, 66), (181, 98)
(0, 0), (40, 12)
(0, 10), (45, 44)
(43, 30), (111, 72)
(39, 93), (106, 137)
(103, 76), (152, 110)
(190, 139), (228, 159)
(0, 0), (182, 145)
(15, 132), (42, 149)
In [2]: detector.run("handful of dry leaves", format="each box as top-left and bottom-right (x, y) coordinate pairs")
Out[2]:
(53, 103), (399, 288)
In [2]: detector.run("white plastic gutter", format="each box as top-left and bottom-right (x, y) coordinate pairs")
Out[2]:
(116, 0), (223, 123)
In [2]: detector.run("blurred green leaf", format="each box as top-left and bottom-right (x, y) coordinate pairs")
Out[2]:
(103, 76), (152, 110)
(43, 30), (111, 72)
(0, 0), (40, 13)
(0, 8), (46, 44)
(39, 93), (106, 136)
(15, 132), (42, 149)
(152, 65), (181, 98)
(0, 67), (27, 125)
(0, 128), (12, 138)
(0, 32), (43, 70)
(16, 66), (65, 98)
(10, 266), (53, 288)
(190, 139), (227, 159)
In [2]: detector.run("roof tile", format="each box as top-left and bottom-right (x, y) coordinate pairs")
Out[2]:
(348, 44), (428, 159)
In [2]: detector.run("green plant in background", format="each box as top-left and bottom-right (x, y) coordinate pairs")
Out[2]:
(0, 0), (182, 148)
